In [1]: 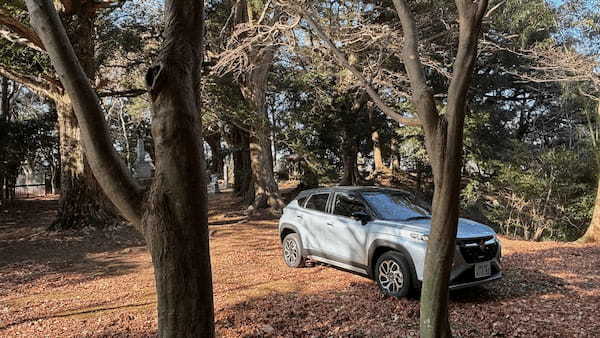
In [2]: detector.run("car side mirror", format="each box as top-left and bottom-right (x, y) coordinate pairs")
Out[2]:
(351, 211), (370, 225)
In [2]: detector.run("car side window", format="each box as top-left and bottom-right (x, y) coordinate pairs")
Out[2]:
(333, 193), (368, 218)
(305, 193), (329, 213)
(297, 196), (307, 207)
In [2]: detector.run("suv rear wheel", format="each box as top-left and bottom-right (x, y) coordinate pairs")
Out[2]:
(375, 251), (412, 298)
(282, 233), (305, 268)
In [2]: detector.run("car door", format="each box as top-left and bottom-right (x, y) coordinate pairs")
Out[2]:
(328, 192), (370, 267)
(301, 192), (335, 255)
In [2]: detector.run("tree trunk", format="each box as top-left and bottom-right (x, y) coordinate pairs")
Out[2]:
(51, 101), (120, 229)
(241, 68), (284, 212)
(205, 132), (225, 177)
(249, 131), (283, 210)
(419, 121), (463, 337)
(143, 1), (214, 332)
(228, 124), (253, 200)
(49, 2), (119, 229)
(0, 77), (8, 207)
(339, 136), (360, 186)
(579, 176), (600, 242)
(368, 106), (387, 173)
(391, 1), (488, 336)
(234, 0), (283, 212)
(26, 0), (215, 335)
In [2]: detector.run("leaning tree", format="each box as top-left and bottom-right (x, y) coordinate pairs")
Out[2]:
(25, 0), (214, 335)
(277, 0), (489, 335)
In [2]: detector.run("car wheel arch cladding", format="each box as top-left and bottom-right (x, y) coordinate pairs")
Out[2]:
(368, 240), (418, 285)
(280, 224), (303, 249)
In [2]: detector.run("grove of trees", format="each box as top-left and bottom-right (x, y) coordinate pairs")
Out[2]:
(0, 0), (598, 336)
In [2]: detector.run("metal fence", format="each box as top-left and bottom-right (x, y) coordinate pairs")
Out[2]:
(14, 184), (47, 199)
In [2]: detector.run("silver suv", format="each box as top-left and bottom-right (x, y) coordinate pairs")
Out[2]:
(278, 187), (502, 297)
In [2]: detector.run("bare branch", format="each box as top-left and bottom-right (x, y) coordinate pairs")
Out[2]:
(392, 0), (439, 128)
(0, 8), (45, 52)
(446, 0), (488, 117)
(485, 0), (507, 18)
(293, 5), (421, 127)
(98, 88), (147, 98)
(0, 64), (60, 99)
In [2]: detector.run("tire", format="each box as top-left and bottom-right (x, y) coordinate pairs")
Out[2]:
(375, 251), (412, 298)
(282, 233), (305, 268)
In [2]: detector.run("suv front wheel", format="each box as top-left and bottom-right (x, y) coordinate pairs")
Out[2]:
(282, 233), (305, 268)
(375, 251), (412, 298)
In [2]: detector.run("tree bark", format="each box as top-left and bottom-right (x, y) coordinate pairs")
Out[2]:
(368, 106), (387, 173)
(579, 176), (600, 242)
(205, 131), (225, 177)
(242, 80), (284, 211)
(26, 0), (215, 335)
(235, 0), (284, 212)
(0, 76), (9, 207)
(392, 1), (488, 336)
(227, 123), (253, 200)
(242, 77), (284, 211)
(51, 101), (121, 229)
(339, 136), (360, 186)
(50, 2), (120, 229)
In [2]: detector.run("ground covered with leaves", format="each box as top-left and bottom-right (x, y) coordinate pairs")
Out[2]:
(1, 193), (599, 337)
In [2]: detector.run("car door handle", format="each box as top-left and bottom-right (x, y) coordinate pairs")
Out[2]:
(326, 221), (333, 226)
(296, 215), (303, 219)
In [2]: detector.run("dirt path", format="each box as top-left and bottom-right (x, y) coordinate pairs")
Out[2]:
(1, 194), (599, 337)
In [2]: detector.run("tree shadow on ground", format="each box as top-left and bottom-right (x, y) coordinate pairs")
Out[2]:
(0, 198), (146, 297)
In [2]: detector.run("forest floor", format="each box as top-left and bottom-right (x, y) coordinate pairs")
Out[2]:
(1, 192), (599, 337)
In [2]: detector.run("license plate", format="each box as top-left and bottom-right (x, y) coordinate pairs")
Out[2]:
(474, 262), (491, 278)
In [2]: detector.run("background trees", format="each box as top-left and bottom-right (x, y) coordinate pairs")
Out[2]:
(1, 0), (598, 335)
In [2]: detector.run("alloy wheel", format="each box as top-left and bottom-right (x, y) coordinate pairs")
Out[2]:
(378, 259), (404, 293)
(283, 238), (298, 265)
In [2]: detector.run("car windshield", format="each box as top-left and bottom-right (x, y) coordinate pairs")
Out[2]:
(361, 190), (430, 221)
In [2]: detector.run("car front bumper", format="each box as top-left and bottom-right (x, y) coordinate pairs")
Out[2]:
(449, 271), (503, 290)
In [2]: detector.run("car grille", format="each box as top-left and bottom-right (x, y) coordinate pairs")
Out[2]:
(457, 236), (498, 263)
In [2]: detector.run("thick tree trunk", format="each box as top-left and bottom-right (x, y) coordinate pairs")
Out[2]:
(142, 1), (214, 333)
(391, 1), (488, 336)
(228, 124), (253, 200)
(298, 162), (319, 190)
(249, 131), (283, 211)
(26, 0), (215, 335)
(579, 176), (600, 243)
(339, 137), (360, 186)
(49, 2), (119, 229)
(205, 132), (225, 177)
(51, 101), (119, 229)
(241, 70), (284, 212)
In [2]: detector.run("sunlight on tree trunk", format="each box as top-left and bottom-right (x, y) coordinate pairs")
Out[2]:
(579, 175), (600, 243)
(26, 0), (215, 335)
(392, 0), (489, 336)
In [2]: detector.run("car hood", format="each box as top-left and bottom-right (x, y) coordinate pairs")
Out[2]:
(374, 217), (496, 239)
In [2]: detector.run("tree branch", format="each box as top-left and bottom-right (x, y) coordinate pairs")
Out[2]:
(392, 0), (439, 130)
(98, 88), (147, 98)
(446, 0), (488, 117)
(25, 0), (144, 227)
(0, 8), (45, 52)
(297, 6), (421, 127)
(0, 64), (60, 99)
